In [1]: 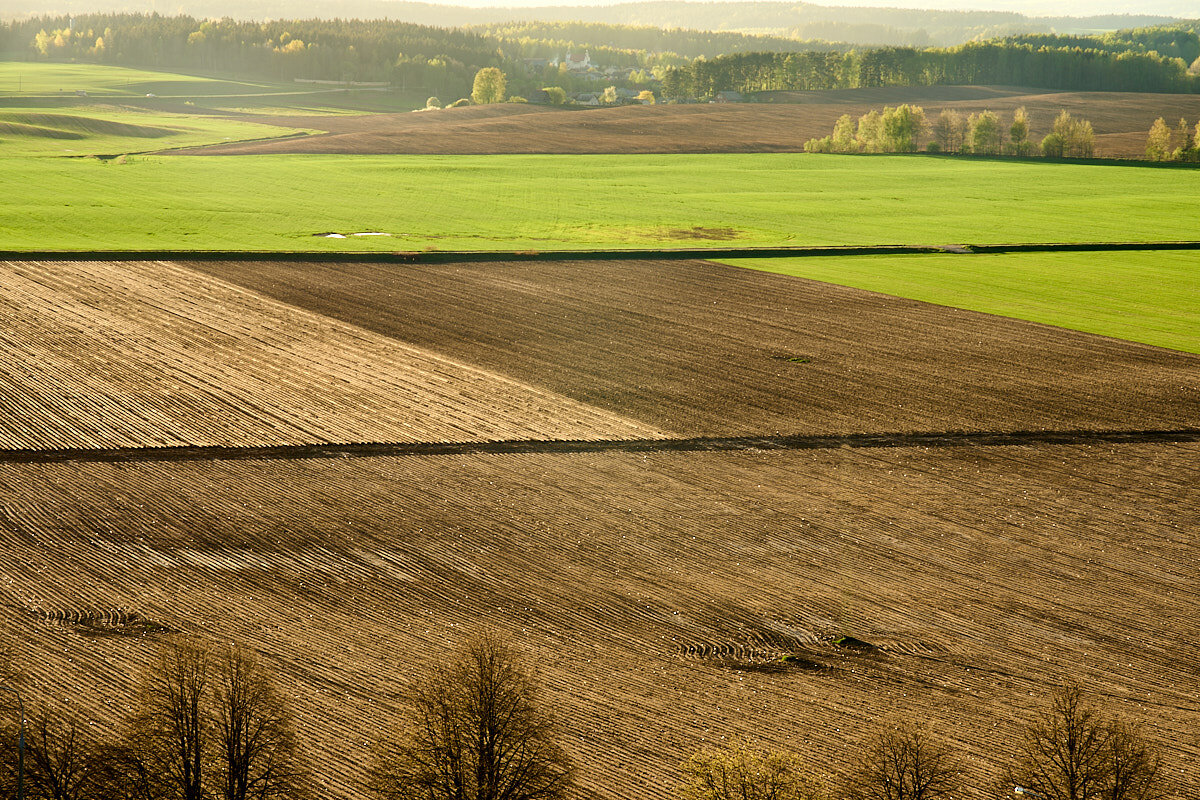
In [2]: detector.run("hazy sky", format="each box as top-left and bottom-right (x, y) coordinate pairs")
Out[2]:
(437, 0), (1193, 16)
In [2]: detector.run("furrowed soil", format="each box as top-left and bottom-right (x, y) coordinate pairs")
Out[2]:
(0, 260), (659, 449)
(3, 257), (1197, 800)
(186, 258), (1200, 438)
(180, 87), (1200, 158)
(1, 444), (1197, 800)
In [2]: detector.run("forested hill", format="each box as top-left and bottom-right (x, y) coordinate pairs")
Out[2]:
(0, 0), (1182, 49)
(4, 13), (1198, 100)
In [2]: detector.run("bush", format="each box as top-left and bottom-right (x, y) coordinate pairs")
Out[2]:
(424, 96), (441, 109)
(448, 98), (471, 108)
(507, 95), (528, 103)
(804, 136), (833, 153)
(925, 142), (941, 153)
(679, 741), (823, 800)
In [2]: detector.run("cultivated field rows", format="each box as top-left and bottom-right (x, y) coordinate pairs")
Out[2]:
(187, 258), (1200, 438)
(0, 260), (661, 450)
(184, 89), (1200, 157)
(0, 444), (1196, 800)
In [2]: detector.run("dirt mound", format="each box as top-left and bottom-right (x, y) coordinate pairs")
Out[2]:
(179, 87), (1200, 158)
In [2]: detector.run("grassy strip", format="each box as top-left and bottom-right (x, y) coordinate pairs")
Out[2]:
(720, 250), (1200, 354)
(4, 154), (1200, 251)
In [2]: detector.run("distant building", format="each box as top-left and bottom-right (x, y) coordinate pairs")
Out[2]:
(713, 90), (744, 103)
(562, 51), (592, 72)
(528, 88), (551, 104)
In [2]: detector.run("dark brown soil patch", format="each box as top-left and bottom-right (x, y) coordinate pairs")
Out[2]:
(184, 257), (1200, 438)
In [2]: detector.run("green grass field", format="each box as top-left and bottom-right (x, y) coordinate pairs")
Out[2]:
(2, 153), (1200, 251)
(0, 106), (311, 156)
(721, 251), (1200, 354)
(0, 61), (426, 113)
(0, 62), (288, 97)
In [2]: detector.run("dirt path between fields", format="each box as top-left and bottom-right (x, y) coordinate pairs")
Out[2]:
(3, 240), (1200, 264)
(4, 427), (1197, 465)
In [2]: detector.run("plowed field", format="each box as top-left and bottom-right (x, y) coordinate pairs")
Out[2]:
(0, 259), (660, 450)
(182, 87), (1200, 158)
(1, 443), (1197, 800)
(186, 258), (1200, 438)
(2, 257), (1197, 800)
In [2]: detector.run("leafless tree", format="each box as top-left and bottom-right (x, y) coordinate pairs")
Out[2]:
(211, 644), (305, 800)
(844, 723), (961, 800)
(23, 705), (102, 800)
(1007, 682), (1168, 800)
(370, 631), (573, 800)
(1102, 720), (1163, 800)
(129, 638), (210, 800)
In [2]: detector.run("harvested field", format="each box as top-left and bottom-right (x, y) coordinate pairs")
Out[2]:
(0, 259), (660, 450)
(186, 258), (1200, 438)
(182, 87), (1200, 158)
(1, 442), (1197, 800)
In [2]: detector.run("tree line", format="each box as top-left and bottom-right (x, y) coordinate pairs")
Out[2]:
(660, 37), (1199, 100)
(0, 631), (1181, 800)
(804, 105), (1096, 158)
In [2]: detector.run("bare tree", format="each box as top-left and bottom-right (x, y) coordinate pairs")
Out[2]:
(1007, 683), (1168, 800)
(211, 644), (305, 800)
(844, 723), (961, 800)
(128, 638), (210, 800)
(370, 631), (573, 800)
(679, 740), (823, 800)
(23, 705), (101, 800)
(1102, 720), (1163, 800)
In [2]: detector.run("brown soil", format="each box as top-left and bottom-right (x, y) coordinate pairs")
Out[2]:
(178, 87), (1200, 158)
(2, 444), (1196, 800)
(186, 257), (1200, 438)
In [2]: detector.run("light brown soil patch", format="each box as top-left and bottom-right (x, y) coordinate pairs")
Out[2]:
(2, 443), (1197, 800)
(186, 258), (1200, 438)
(0, 259), (660, 450)
(178, 87), (1200, 158)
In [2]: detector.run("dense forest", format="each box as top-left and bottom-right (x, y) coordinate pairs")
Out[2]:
(3, 13), (1199, 101)
(661, 36), (1200, 98)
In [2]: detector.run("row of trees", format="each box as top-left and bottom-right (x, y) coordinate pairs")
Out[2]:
(1145, 117), (1200, 161)
(805, 106), (1095, 158)
(0, 633), (1180, 800)
(680, 683), (1167, 800)
(660, 40), (1198, 101)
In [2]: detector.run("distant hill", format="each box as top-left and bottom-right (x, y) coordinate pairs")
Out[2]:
(0, 0), (1184, 49)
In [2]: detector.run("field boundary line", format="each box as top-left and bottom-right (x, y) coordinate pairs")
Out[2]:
(2, 241), (1200, 264)
(2, 428), (1197, 466)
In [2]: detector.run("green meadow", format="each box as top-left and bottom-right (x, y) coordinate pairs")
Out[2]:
(3, 153), (1200, 251)
(723, 250), (1200, 354)
(0, 106), (311, 156)
(0, 61), (288, 97)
